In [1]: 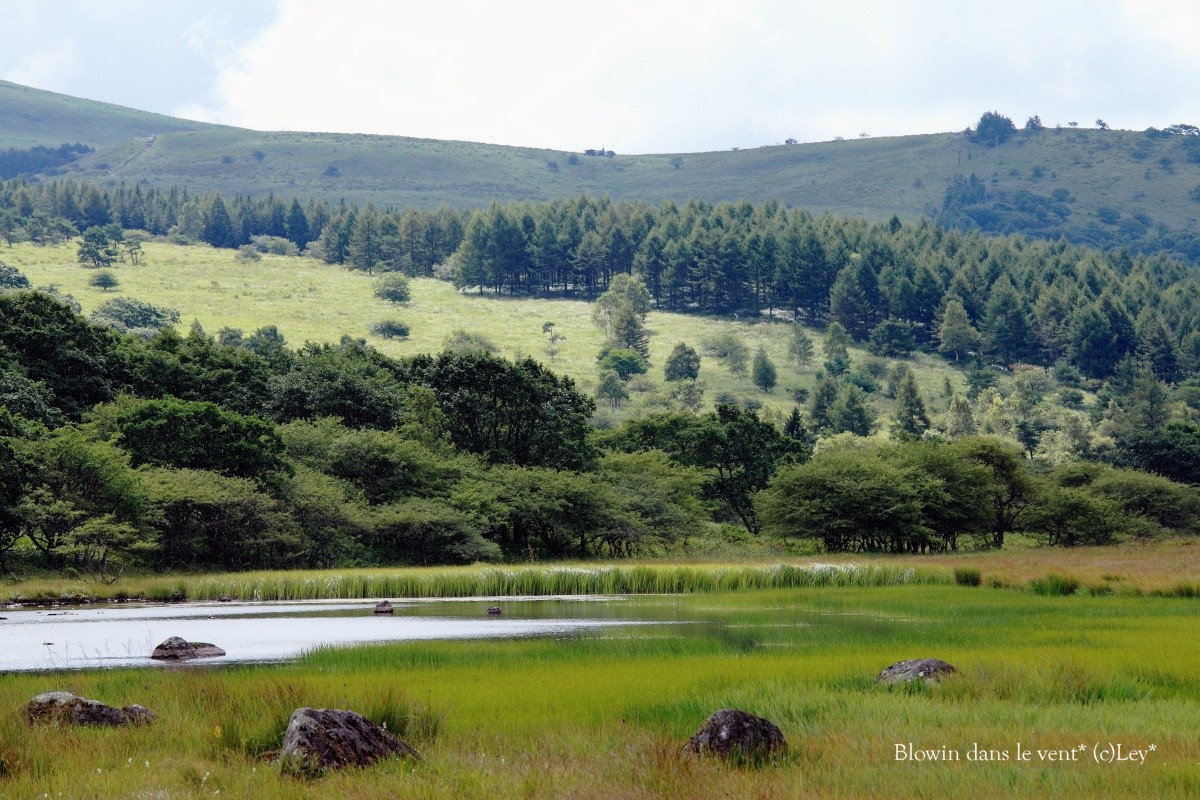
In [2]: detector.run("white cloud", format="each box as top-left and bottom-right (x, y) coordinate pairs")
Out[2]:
(3, 38), (82, 93)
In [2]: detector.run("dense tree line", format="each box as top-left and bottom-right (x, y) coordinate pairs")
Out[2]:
(0, 143), (92, 181)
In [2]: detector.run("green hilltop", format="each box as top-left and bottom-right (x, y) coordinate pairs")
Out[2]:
(3, 81), (1200, 260)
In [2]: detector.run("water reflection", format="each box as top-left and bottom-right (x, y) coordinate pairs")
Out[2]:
(0, 597), (654, 672)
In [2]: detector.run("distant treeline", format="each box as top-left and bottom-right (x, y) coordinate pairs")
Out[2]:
(4, 180), (1200, 382)
(0, 143), (93, 180)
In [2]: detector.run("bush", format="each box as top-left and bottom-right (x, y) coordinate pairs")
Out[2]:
(0, 261), (30, 289)
(953, 567), (982, 587)
(374, 273), (411, 303)
(249, 235), (300, 256)
(369, 319), (410, 339)
(598, 347), (649, 380)
(1028, 574), (1080, 596)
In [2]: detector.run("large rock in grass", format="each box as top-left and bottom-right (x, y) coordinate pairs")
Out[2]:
(682, 708), (786, 762)
(22, 691), (156, 727)
(280, 707), (420, 777)
(877, 658), (957, 685)
(150, 636), (226, 661)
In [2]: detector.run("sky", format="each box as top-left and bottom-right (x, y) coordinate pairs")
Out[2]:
(2, 0), (1198, 154)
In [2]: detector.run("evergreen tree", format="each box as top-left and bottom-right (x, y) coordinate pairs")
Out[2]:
(830, 385), (874, 436)
(202, 196), (237, 248)
(610, 303), (649, 358)
(937, 298), (981, 361)
(787, 325), (815, 369)
(891, 371), (930, 439)
(823, 322), (852, 375)
(946, 394), (977, 437)
(981, 278), (1036, 366)
(1134, 309), (1180, 383)
(286, 199), (310, 249)
(751, 347), (777, 392)
(829, 263), (872, 339)
(810, 374), (838, 431)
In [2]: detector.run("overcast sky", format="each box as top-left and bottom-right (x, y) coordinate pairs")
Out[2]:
(2, 0), (1198, 153)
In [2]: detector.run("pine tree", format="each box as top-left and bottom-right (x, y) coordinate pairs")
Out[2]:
(752, 347), (777, 392)
(829, 264), (872, 339)
(890, 371), (930, 439)
(982, 278), (1036, 367)
(787, 325), (815, 369)
(823, 322), (852, 376)
(1134, 309), (1180, 383)
(830, 385), (874, 436)
(610, 303), (649, 358)
(946, 394), (977, 437)
(937, 298), (981, 361)
(810, 374), (838, 431)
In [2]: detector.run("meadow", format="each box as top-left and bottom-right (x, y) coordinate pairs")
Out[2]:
(1, 584), (1198, 799)
(5, 239), (972, 425)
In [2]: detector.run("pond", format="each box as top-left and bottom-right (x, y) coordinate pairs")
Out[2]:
(0, 596), (663, 672)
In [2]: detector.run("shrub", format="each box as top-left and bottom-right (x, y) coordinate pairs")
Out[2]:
(953, 567), (982, 587)
(0, 261), (30, 289)
(1028, 574), (1080, 596)
(369, 319), (410, 339)
(374, 273), (411, 303)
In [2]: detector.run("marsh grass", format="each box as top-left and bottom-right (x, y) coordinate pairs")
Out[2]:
(1, 586), (1198, 798)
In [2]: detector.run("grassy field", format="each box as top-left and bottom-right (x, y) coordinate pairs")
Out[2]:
(5, 80), (1200, 237)
(1, 585), (1197, 798)
(6, 240), (974, 425)
(3, 540), (1198, 604)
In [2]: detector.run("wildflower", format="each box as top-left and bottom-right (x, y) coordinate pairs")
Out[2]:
(214, 724), (223, 738)
(144, 761), (150, 768)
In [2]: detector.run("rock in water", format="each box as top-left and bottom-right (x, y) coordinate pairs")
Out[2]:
(683, 708), (786, 763)
(22, 691), (156, 727)
(374, 601), (394, 615)
(486, 606), (502, 616)
(150, 636), (226, 660)
(280, 707), (420, 777)
(877, 658), (957, 684)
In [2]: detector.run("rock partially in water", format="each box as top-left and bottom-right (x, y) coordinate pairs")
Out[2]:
(486, 606), (502, 616)
(150, 636), (226, 661)
(22, 691), (156, 727)
(877, 658), (957, 684)
(373, 601), (394, 615)
(683, 708), (787, 763)
(280, 707), (420, 777)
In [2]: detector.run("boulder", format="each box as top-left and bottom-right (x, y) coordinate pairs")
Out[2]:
(682, 708), (786, 762)
(877, 658), (957, 684)
(22, 691), (156, 727)
(373, 601), (394, 615)
(280, 707), (420, 777)
(486, 606), (502, 616)
(150, 636), (226, 661)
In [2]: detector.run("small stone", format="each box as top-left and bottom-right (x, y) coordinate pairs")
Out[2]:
(683, 708), (786, 763)
(280, 707), (420, 777)
(877, 658), (957, 684)
(217, 595), (233, 603)
(22, 691), (156, 727)
(150, 636), (226, 660)
(486, 607), (502, 616)
(373, 601), (394, 615)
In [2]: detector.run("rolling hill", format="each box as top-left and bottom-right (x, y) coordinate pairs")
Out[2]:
(3, 80), (1200, 258)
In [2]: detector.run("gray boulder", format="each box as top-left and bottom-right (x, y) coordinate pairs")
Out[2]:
(280, 707), (420, 777)
(150, 636), (226, 660)
(683, 708), (786, 763)
(22, 691), (156, 727)
(374, 601), (394, 615)
(877, 658), (957, 684)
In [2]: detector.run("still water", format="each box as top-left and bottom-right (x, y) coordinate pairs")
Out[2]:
(0, 596), (657, 672)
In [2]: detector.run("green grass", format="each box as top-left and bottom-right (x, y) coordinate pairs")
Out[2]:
(1, 586), (1198, 798)
(7, 240), (974, 425)
(6, 80), (1200, 241)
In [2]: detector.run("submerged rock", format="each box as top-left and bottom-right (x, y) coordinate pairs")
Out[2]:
(683, 708), (786, 762)
(280, 707), (420, 777)
(877, 658), (957, 684)
(22, 691), (156, 727)
(373, 601), (394, 615)
(150, 636), (226, 661)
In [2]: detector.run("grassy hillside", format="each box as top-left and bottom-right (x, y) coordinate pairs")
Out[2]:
(5, 82), (1200, 251)
(0, 80), (210, 149)
(4, 240), (970, 427)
